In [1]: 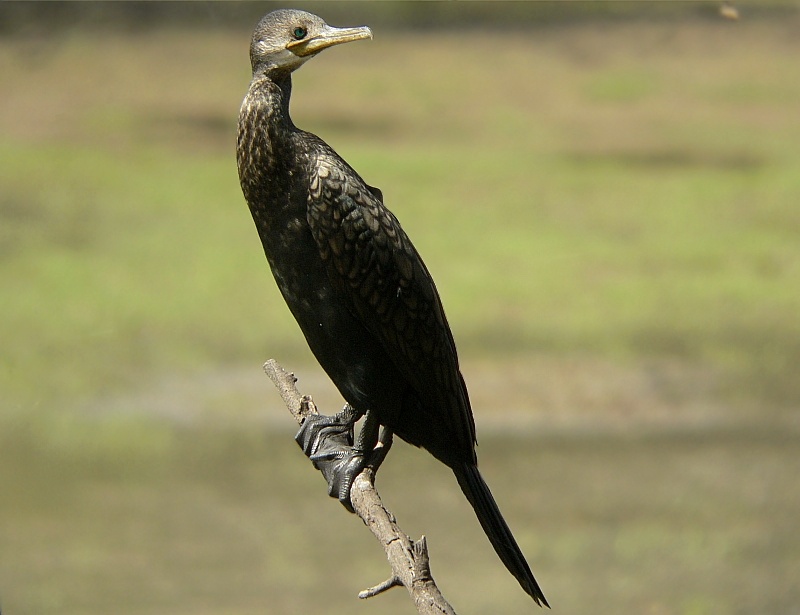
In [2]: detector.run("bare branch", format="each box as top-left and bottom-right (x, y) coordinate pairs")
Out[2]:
(358, 575), (402, 599)
(263, 359), (318, 422)
(262, 359), (457, 615)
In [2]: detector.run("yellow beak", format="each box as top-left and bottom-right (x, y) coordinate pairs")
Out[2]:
(287, 24), (373, 57)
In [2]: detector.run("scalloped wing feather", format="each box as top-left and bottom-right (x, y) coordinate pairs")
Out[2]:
(307, 157), (476, 454)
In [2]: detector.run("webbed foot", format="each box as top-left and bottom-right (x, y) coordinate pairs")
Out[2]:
(295, 404), (367, 511)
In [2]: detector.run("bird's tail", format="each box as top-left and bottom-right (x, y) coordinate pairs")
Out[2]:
(454, 463), (549, 608)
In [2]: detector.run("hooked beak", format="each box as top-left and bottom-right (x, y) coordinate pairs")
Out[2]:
(287, 24), (373, 57)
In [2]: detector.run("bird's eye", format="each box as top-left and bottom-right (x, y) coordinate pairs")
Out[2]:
(292, 26), (307, 40)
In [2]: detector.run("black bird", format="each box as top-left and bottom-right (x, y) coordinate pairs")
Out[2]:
(237, 9), (548, 607)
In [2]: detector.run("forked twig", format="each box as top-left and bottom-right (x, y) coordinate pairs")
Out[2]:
(263, 359), (457, 615)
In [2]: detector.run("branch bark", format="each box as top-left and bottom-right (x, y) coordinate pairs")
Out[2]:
(263, 359), (457, 615)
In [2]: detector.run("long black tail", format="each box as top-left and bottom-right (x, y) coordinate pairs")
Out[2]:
(454, 463), (549, 607)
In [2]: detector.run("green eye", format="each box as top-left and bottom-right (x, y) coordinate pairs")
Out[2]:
(293, 26), (307, 40)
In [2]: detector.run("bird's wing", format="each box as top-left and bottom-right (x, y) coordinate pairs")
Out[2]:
(307, 155), (476, 450)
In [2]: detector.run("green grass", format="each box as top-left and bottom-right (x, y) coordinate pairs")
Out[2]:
(1, 14), (799, 615)
(2, 21), (799, 413)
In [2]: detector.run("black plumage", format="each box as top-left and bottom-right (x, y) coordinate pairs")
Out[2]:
(237, 9), (548, 607)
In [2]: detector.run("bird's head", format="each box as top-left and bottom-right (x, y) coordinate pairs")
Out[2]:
(250, 9), (372, 76)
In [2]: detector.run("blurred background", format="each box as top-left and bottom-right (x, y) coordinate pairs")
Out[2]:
(1, 1), (798, 613)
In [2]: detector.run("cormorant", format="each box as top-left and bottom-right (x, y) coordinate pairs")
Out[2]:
(237, 9), (548, 607)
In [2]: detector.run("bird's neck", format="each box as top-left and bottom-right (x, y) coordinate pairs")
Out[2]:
(237, 72), (296, 206)
(257, 71), (293, 125)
